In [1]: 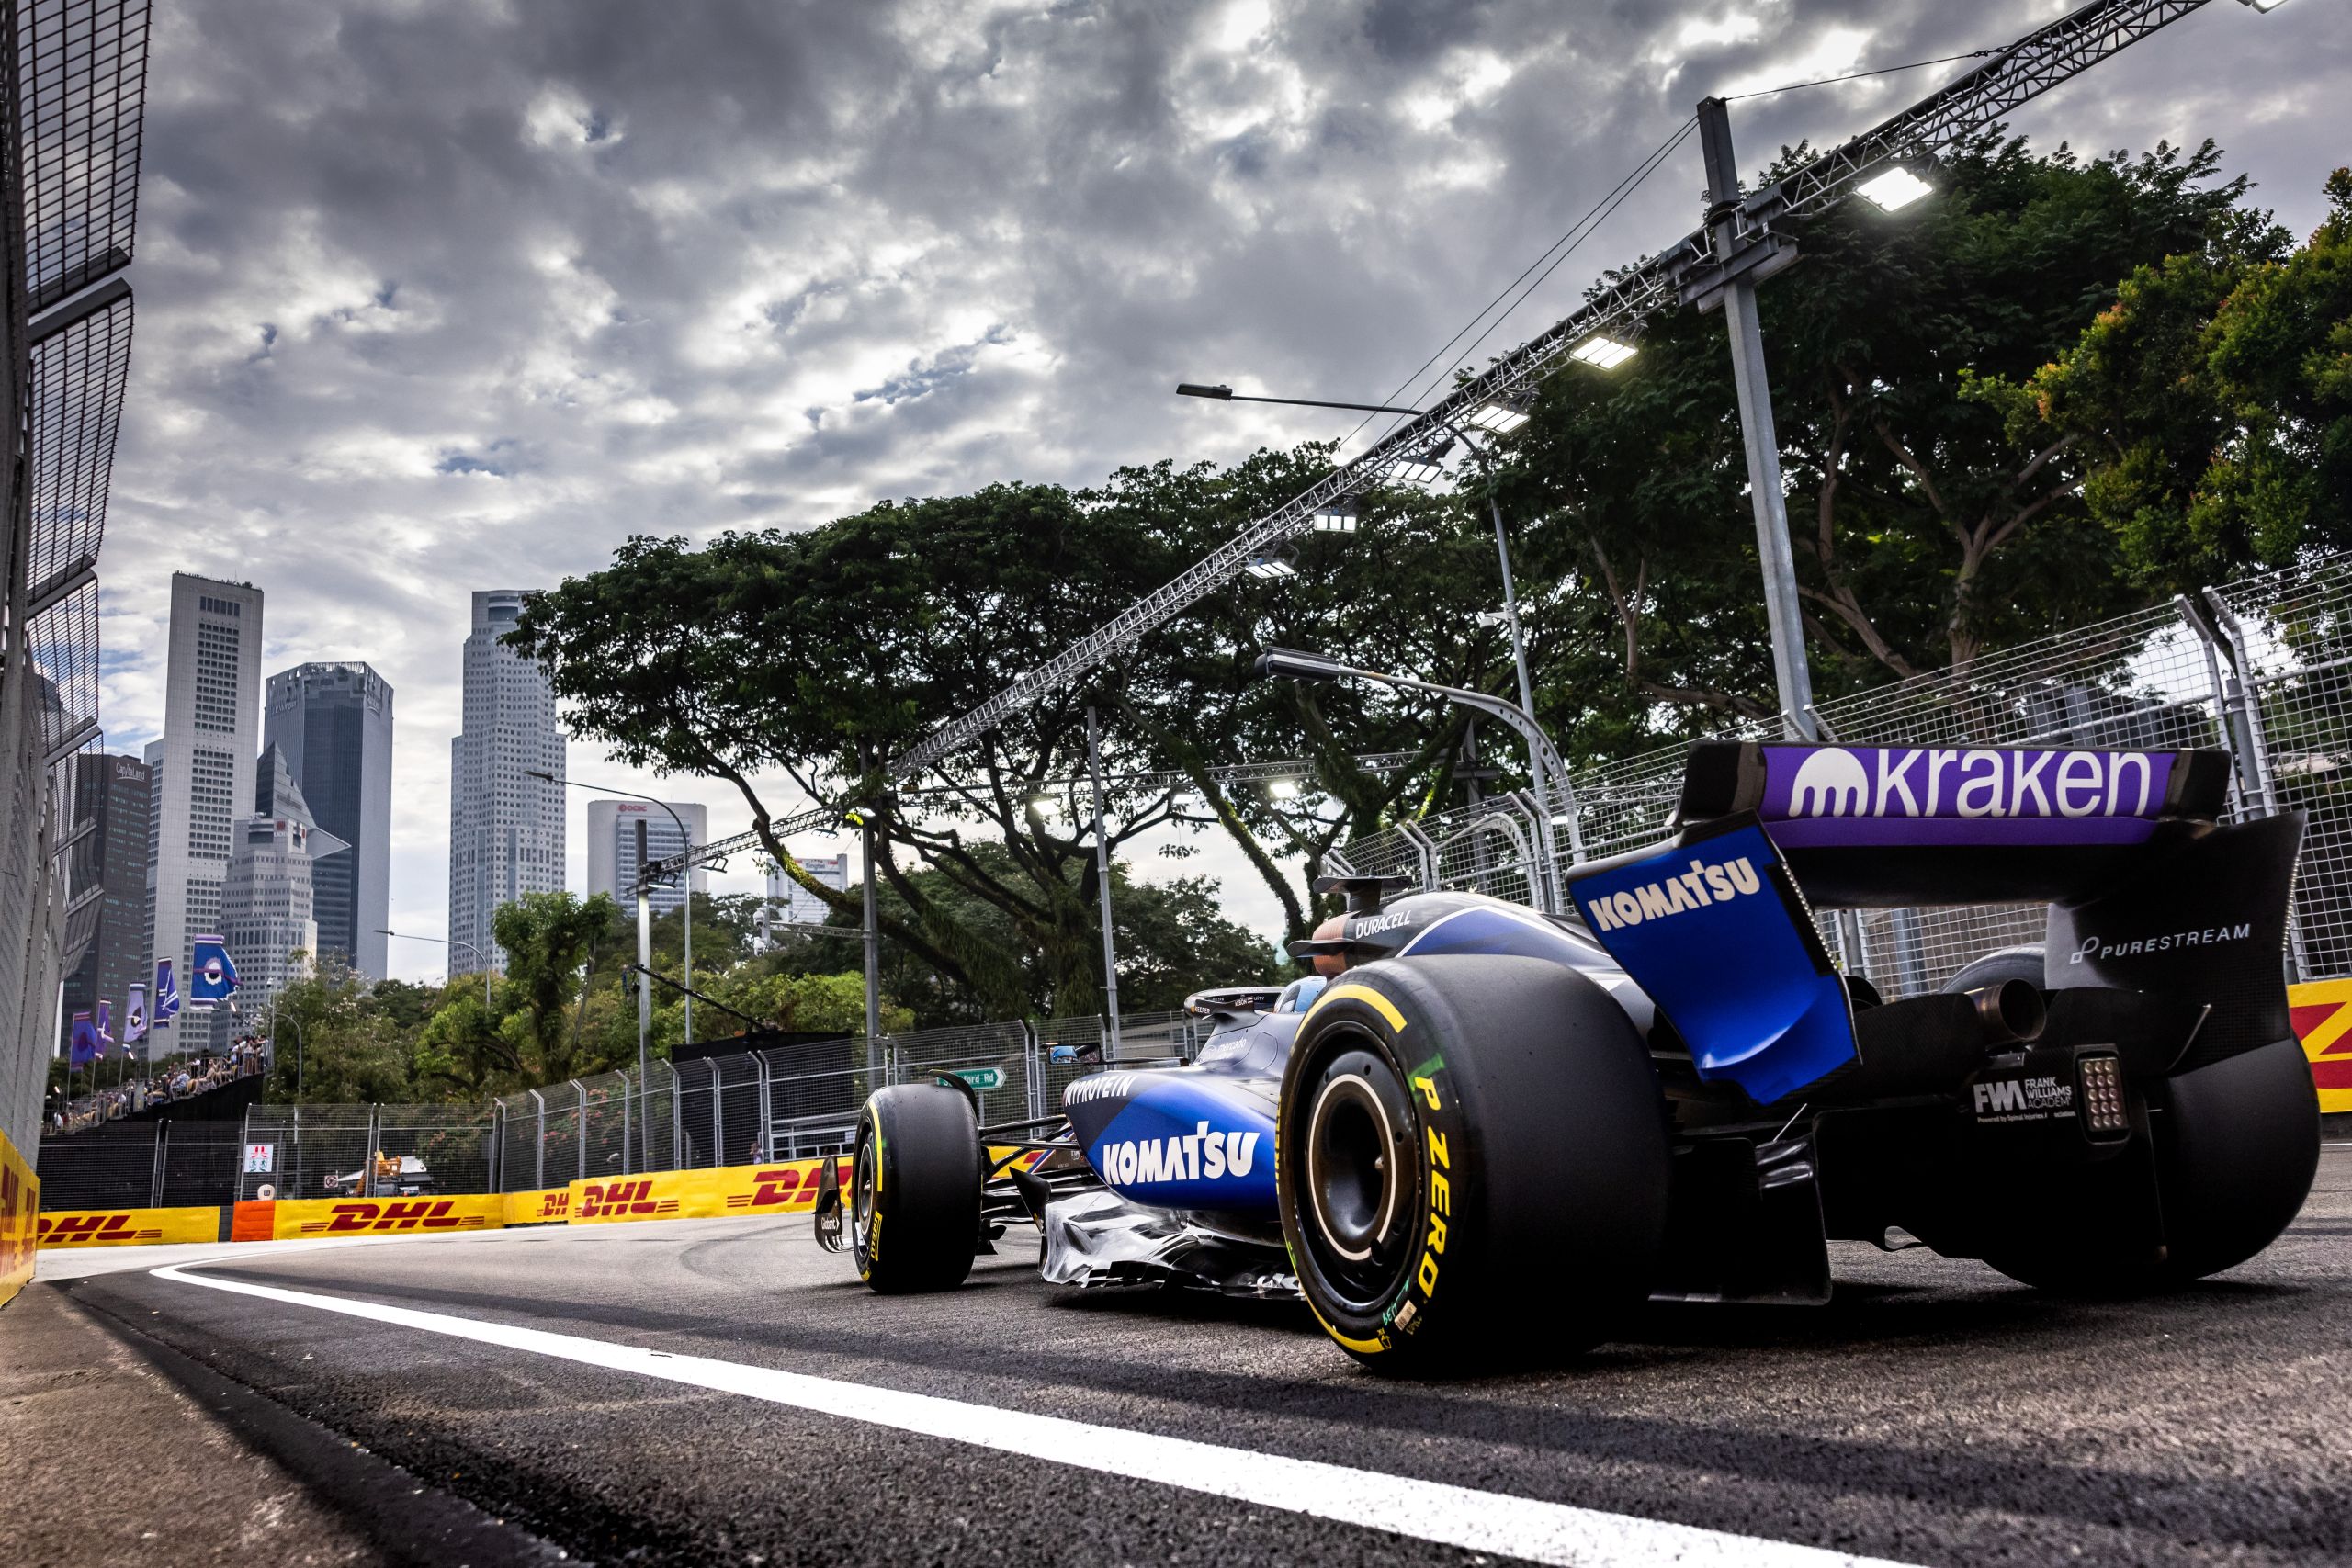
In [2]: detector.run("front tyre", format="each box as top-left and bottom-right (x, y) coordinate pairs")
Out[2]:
(852, 1084), (982, 1293)
(1278, 956), (1670, 1371)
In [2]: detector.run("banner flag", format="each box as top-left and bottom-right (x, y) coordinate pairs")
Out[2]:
(94, 1000), (112, 1052)
(124, 983), (147, 1043)
(68, 1012), (99, 1067)
(189, 938), (237, 1008)
(153, 960), (180, 1030)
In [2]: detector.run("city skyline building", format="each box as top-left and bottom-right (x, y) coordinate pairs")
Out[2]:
(766, 852), (850, 931)
(585, 799), (707, 918)
(264, 660), (393, 978)
(58, 753), (152, 1058)
(146, 574), (265, 1055)
(222, 746), (346, 1019)
(447, 590), (564, 973)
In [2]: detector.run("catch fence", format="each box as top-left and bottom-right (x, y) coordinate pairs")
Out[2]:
(1333, 552), (2352, 997)
(36, 1009), (1216, 1210)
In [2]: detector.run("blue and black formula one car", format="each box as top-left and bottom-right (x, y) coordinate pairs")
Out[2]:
(818, 739), (2322, 1371)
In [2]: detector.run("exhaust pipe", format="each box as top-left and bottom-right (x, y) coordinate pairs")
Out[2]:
(1966, 978), (2045, 1045)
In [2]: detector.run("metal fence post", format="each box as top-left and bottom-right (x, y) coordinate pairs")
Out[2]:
(151, 1121), (166, 1208)
(2177, 594), (2259, 815)
(530, 1089), (545, 1191)
(365, 1104), (382, 1196)
(621, 1065), (633, 1175)
(572, 1079), (586, 1183)
(2202, 586), (2310, 982)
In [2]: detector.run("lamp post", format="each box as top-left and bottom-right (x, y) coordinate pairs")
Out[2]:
(1254, 646), (1574, 914)
(533, 772), (694, 1051)
(1179, 380), (1592, 865)
(378, 931), (492, 1016)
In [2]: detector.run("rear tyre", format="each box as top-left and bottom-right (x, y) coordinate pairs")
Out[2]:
(852, 1084), (982, 1293)
(1277, 956), (1670, 1372)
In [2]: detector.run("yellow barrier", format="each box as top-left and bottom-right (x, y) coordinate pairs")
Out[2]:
(505, 1187), (573, 1225)
(567, 1157), (851, 1225)
(0, 1132), (35, 1305)
(268, 1193), (505, 1239)
(36, 1206), (220, 1248)
(2290, 978), (2352, 1115)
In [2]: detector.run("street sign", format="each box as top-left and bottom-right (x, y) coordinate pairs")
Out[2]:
(243, 1143), (275, 1175)
(950, 1067), (1002, 1091)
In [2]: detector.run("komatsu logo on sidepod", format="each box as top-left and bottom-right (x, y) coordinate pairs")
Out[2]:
(1095, 1122), (1261, 1187)
(1582, 855), (1761, 932)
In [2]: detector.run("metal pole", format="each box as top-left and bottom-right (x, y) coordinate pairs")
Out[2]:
(1697, 96), (1816, 742)
(634, 819), (652, 1146)
(1085, 706), (1124, 1053)
(860, 806), (882, 1085)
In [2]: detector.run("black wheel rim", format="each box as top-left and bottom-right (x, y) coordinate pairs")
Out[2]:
(1290, 1034), (1418, 1313)
(851, 1132), (878, 1255)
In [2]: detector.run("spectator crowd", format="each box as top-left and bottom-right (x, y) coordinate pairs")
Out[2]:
(47, 1042), (266, 1133)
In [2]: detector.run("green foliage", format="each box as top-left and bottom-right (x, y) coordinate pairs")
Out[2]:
(262, 960), (417, 1104)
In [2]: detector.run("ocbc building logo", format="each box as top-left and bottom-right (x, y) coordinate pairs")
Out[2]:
(578, 1179), (680, 1220)
(304, 1200), (488, 1235)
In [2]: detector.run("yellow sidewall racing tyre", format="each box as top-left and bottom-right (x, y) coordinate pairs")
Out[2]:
(1278, 954), (1671, 1372)
(853, 1084), (982, 1294)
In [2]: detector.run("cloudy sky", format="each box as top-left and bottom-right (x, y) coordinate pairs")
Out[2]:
(96, 0), (2350, 980)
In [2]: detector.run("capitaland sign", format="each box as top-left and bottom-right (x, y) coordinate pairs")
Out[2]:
(1758, 746), (2174, 847)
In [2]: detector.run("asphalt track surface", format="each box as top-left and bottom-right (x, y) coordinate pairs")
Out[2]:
(45, 1146), (2352, 1568)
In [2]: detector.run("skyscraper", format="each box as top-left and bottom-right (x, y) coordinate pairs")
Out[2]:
(585, 799), (708, 918)
(264, 662), (393, 977)
(765, 852), (850, 931)
(58, 753), (151, 1057)
(222, 746), (346, 1015)
(147, 574), (264, 1054)
(448, 591), (564, 973)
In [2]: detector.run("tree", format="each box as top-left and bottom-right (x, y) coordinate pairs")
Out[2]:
(1995, 167), (2350, 584)
(493, 891), (619, 1085)
(1494, 133), (2269, 756)
(261, 961), (415, 1104)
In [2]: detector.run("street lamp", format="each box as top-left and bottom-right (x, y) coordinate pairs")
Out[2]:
(378, 930), (493, 1016)
(530, 771), (695, 1052)
(1175, 379), (1589, 858)
(1254, 646), (1575, 913)
(1855, 166), (1934, 212)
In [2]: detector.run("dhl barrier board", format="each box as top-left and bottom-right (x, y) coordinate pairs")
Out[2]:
(567, 1150), (1045, 1226)
(2289, 977), (2352, 1114)
(568, 1157), (853, 1224)
(269, 1193), (506, 1239)
(1, 1132), (35, 1304)
(505, 1187), (572, 1225)
(37, 1206), (221, 1248)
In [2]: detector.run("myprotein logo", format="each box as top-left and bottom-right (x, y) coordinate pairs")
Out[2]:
(37, 1213), (162, 1246)
(1583, 854), (1762, 932)
(1064, 1073), (1138, 1107)
(303, 1200), (487, 1235)
(578, 1179), (681, 1220)
(2070, 923), (2254, 964)
(1097, 1122), (1260, 1187)
(1774, 747), (2165, 822)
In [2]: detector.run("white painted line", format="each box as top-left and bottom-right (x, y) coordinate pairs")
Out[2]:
(153, 1260), (1912, 1568)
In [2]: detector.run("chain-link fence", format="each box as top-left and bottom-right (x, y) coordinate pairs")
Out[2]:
(1337, 553), (2352, 998)
(35, 1010), (1210, 1210)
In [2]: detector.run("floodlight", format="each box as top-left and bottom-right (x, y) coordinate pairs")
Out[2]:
(1268, 779), (1301, 800)
(1857, 166), (1934, 212)
(2235, 0), (2287, 10)
(1244, 553), (1298, 581)
(1570, 334), (1637, 370)
(1026, 794), (1056, 812)
(1466, 400), (1532, 434)
(1310, 504), (1359, 534)
(1392, 439), (1455, 489)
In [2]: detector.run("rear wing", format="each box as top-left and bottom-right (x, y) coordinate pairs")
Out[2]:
(1674, 741), (2236, 907)
(1558, 742), (2296, 1105)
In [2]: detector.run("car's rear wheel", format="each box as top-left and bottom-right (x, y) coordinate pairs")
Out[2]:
(1277, 955), (1670, 1372)
(852, 1084), (982, 1293)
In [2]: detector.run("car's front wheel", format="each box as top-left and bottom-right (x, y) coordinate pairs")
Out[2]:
(851, 1084), (982, 1293)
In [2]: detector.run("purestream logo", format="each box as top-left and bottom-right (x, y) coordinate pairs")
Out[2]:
(1775, 746), (2165, 821)
(2070, 923), (2253, 964)
(1582, 854), (1762, 932)
(1096, 1122), (1261, 1187)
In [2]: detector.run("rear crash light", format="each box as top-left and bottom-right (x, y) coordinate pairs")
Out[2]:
(2075, 1053), (2129, 1142)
